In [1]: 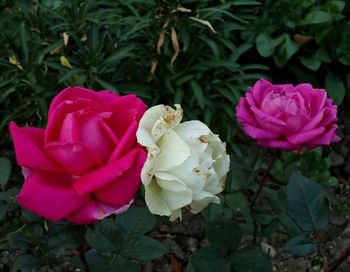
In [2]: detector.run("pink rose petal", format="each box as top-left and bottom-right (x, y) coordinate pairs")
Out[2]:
(108, 121), (138, 162)
(48, 87), (109, 119)
(307, 126), (340, 146)
(243, 124), (279, 139)
(77, 111), (115, 162)
(73, 148), (139, 196)
(17, 170), (89, 221)
(236, 98), (259, 126)
(287, 127), (325, 144)
(9, 122), (64, 173)
(95, 148), (146, 205)
(258, 139), (300, 151)
(45, 142), (103, 176)
(106, 95), (147, 138)
(46, 99), (103, 142)
(250, 79), (273, 105)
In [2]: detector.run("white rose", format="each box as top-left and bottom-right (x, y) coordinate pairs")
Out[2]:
(136, 104), (230, 221)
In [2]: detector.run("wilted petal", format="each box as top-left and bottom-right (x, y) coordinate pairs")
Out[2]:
(174, 121), (210, 152)
(66, 199), (131, 224)
(190, 191), (220, 214)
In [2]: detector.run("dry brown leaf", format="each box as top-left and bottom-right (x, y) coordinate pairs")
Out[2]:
(173, 6), (192, 13)
(170, 254), (184, 272)
(189, 16), (217, 33)
(293, 34), (313, 46)
(60, 56), (73, 69)
(157, 20), (170, 54)
(63, 32), (69, 46)
(157, 28), (166, 54)
(170, 27), (180, 66)
(9, 56), (23, 70)
(150, 59), (158, 74)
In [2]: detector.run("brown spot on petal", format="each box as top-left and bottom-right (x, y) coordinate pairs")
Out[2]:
(192, 167), (201, 174)
(164, 113), (176, 123)
(221, 175), (227, 189)
(199, 135), (209, 143)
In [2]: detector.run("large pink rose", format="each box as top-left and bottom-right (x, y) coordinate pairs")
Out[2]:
(236, 79), (340, 151)
(9, 87), (147, 224)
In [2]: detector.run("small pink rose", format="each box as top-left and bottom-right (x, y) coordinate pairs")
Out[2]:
(9, 87), (147, 224)
(236, 79), (340, 151)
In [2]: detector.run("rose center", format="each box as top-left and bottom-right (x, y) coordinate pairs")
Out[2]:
(261, 89), (301, 116)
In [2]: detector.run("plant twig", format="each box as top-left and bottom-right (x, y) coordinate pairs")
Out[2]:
(326, 245), (350, 272)
(250, 151), (279, 208)
(79, 244), (90, 272)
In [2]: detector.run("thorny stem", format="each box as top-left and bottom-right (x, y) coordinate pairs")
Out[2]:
(79, 244), (90, 272)
(250, 151), (279, 208)
(326, 245), (350, 272)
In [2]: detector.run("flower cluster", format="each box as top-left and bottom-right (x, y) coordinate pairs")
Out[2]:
(9, 79), (340, 224)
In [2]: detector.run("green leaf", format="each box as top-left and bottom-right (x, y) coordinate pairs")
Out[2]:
(262, 188), (285, 213)
(86, 219), (123, 253)
(121, 235), (166, 261)
(231, 246), (272, 272)
(287, 172), (329, 232)
(188, 247), (230, 272)
(11, 254), (44, 272)
(85, 250), (109, 272)
(225, 192), (253, 231)
(189, 80), (205, 109)
(300, 11), (333, 25)
(46, 226), (85, 258)
(0, 157), (11, 188)
(325, 71), (345, 105)
(252, 207), (277, 225)
(278, 213), (302, 237)
(206, 217), (241, 252)
(299, 56), (321, 71)
(102, 45), (136, 67)
(256, 33), (281, 57)
(283, 234), (317, 257)
(115, 207), (156, 235)
(273, 35), (299, 67)
(109, 256), (141, 272)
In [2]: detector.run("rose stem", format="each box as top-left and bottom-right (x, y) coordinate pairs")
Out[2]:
(326, 245), (350, 272)
(250, 151), (279, 208)
(80, 244), (90, 272)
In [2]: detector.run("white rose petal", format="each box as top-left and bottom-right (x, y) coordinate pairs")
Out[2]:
(137, 104), (230, 221)
(156, 129), (191, 171)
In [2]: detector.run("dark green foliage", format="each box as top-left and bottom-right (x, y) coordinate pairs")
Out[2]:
(287, 172), (329, 232)
(283, 234), (317, 257)
(231, 246), (272, 272)
(0, 0), (348, 271)
(86, 207), (166, 270)
(0, 157), (11, 188)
